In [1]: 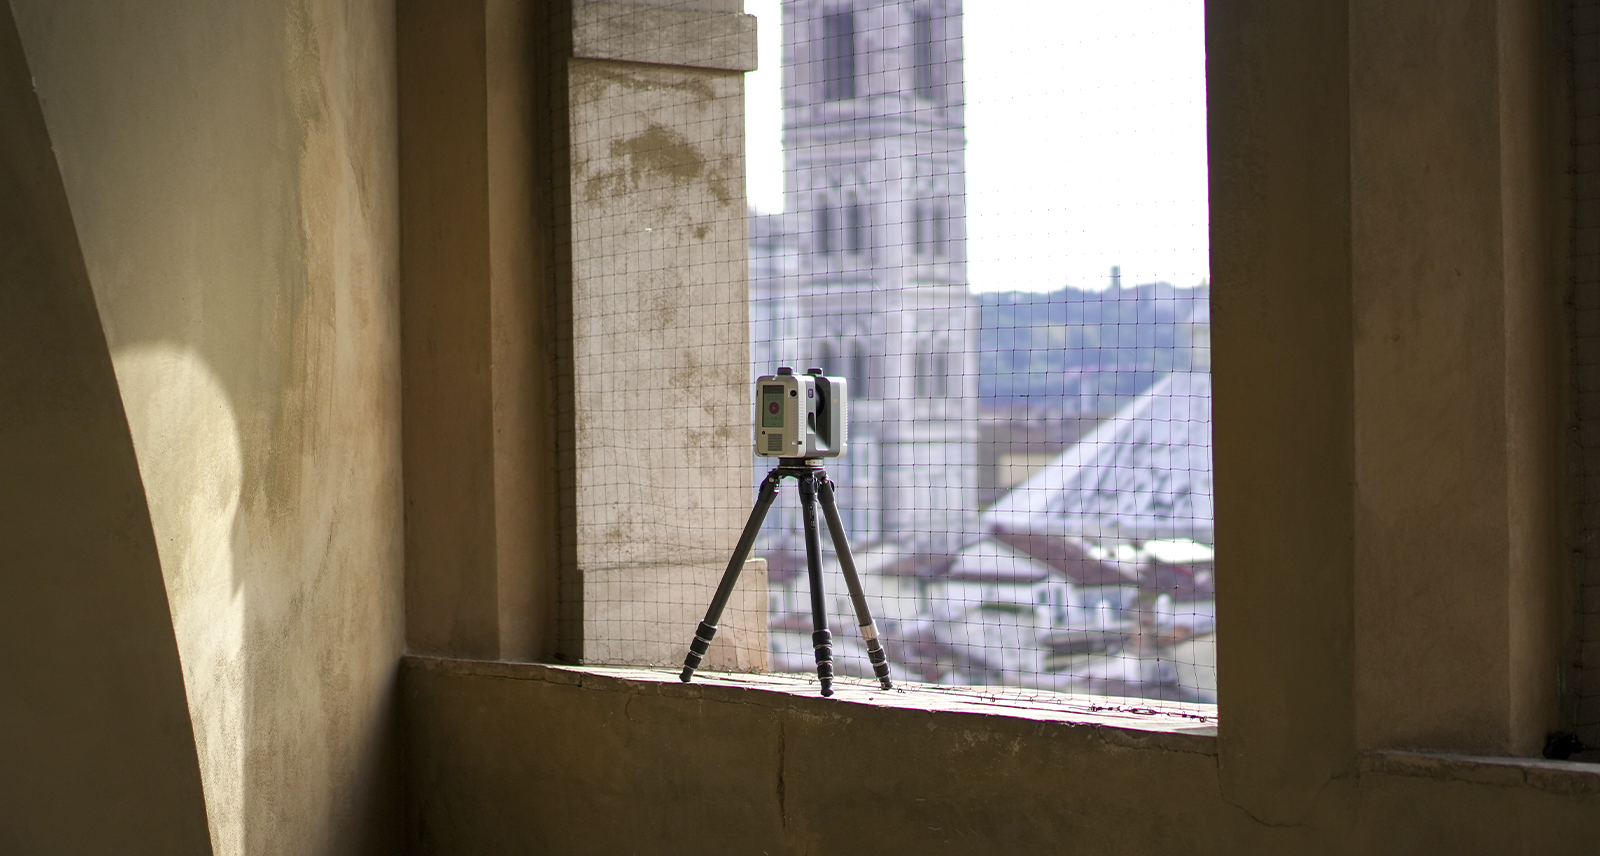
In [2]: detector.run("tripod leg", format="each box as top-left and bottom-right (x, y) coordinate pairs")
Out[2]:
(818, 477), (894, 689)
(797, 470), (834, 697)
(680, 469), (783, 683)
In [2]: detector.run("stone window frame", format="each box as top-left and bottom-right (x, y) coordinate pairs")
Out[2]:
(396, 0), (1590, 776)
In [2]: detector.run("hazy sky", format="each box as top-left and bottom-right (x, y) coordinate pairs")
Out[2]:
(743, 0), (1209, 293)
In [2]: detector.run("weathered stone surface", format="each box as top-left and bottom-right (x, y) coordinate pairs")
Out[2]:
(564, 52), (757, 664)
(573, 0), (757, 71)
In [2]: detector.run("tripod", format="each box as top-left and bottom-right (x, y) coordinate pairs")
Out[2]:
(679, 458), (894, 696)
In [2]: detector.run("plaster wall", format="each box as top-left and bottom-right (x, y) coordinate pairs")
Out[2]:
(8, 1), (404, 852)
(1573, 0), (1600, 742)
(0, 5), (210, 850)
(1208, 0), (1359, 822)
(397, 0), (562, 663)
(1348, 0), (1567, 756)
(403, 661), (1242, 856)
(403, 661), (1600, 856)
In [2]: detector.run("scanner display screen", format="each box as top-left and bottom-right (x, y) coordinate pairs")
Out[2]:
(760, 385), (785, 428)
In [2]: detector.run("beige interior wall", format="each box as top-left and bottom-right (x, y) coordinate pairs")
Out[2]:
(1347, 0), (1568, 756)
(404, 662), (1242, 856)
(1569, 0), (1600, 743)
(1207, 0), (1360, 823)
(398, 0), (530, 662)
(0, 4), (211, 851)
(396, 0), (570, 665)
(8, 0), (404, 852)
(403, 661), (1600, 856)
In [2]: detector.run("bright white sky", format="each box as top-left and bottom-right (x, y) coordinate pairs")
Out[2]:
(743, 0), (1209, 293)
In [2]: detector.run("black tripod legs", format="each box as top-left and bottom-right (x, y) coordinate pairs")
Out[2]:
(679, 469), (783, 683)
(818, 478), (894, 690)
(680, 460), (896, 697)
(797, 470), (835, 697)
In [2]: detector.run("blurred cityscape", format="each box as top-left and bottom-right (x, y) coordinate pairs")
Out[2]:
(748, 1), (1214, 703)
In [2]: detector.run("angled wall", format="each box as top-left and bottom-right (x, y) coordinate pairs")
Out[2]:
(0, 3), (211, 851)
(7, 0), (406, 852)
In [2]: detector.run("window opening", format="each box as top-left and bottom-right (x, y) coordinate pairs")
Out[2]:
(845, 196), (867, 256)
(747, 0), (1212, 706)
(822, 10), (857, 101)
(912, 8), (936, 99)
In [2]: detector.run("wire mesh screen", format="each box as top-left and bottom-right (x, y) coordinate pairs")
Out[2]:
(572, 0), (1211, 709)
(745, 0), (1212, 705)
(562, 2), (768, 671)
(1569, 0), (1600, 748)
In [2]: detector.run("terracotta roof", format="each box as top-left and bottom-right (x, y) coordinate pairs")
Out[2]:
(942, 539), (1055, 583)
(990, 527), (1137, 587)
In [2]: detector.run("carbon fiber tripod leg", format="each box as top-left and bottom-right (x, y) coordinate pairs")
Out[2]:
(680, 469), (783, 683)
(797, 469), (835, 697)
(818, 476), (894, 689)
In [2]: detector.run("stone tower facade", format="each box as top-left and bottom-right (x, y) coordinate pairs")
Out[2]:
(752, 0), (977, 548)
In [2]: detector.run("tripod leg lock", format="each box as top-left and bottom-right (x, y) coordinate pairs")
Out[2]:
(860, 623), (895, 690)
(812, 629), (834, 697)
(679, 621), (718, 683)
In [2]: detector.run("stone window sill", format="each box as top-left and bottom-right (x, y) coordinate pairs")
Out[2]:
(1360, 749), (1600, 794)
(404, 657), (1219, 754)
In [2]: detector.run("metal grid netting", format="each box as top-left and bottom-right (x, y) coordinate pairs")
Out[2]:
(580, 0), (1212, 708)
(562, 1), (770, 671)
(746, 0), (1211, 705)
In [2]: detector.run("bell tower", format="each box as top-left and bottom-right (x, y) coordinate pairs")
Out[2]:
(765, 0), (977, 546)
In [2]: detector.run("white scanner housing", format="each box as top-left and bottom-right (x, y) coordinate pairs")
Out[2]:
(755, 367), (848, 459)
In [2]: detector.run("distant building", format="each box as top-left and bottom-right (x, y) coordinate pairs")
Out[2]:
(972, 283), (1208, 506)
(982, 302), (1214, 548)
(750, 0), (978, 548)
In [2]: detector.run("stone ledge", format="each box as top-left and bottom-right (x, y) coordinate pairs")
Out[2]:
(1361, 749), (1600, 794)
(402, 656), (1220, 753)
(572, 1), (757, 72)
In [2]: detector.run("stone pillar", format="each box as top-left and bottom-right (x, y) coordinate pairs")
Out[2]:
(399, 0), (765, 669)
(561, 0), (765, 668)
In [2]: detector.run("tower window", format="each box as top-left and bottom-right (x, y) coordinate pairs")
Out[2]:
(823, 11), (857, 101)
(912, 9), (936, 99)
(931, 202), (948, 257)
(848, 342), (871, 397)
(845, 200), (867, 255)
